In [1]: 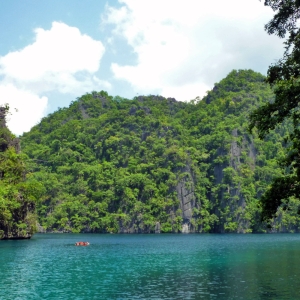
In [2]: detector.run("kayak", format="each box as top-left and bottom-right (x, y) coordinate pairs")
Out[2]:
(75, 241), (90, 246)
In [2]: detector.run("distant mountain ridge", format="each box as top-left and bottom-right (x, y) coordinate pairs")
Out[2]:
(20, 69), (299, 233)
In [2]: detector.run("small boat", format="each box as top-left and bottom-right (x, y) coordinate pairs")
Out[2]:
(75, 241), (90, 246)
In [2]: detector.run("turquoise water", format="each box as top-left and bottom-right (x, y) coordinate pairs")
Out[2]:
(1, 234), (300, 299)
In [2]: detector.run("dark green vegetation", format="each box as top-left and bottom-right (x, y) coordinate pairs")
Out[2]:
(249, 0), (300, 220)
(0, 106), (42, 239)
(19, 69), (300, 233)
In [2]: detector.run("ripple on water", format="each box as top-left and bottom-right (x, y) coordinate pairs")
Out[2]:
(1, 233), (300, 299)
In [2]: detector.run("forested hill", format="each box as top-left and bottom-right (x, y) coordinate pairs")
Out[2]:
(20, 69), (297, 233)
(0, 106), (42, 239)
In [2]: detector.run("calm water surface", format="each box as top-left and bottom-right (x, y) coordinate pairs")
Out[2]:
(1, 234), (300, 299)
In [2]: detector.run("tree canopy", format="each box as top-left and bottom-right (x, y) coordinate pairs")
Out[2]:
(20, 70), (299, 233)
(0, 106), (42, 239)
(249, 0), (300, 220)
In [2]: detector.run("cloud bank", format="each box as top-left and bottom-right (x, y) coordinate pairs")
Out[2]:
(104, 0), (284, 101)
(0, 2), (286, 134)
(0, 22), (107, 135)
(0, 84), (47, 134)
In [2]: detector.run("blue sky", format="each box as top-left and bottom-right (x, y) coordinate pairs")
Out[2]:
(0, 0), (284, 135)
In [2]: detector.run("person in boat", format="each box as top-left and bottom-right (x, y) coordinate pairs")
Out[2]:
(75, 241), (90, 246)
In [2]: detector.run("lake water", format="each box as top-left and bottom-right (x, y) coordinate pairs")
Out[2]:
(1, 234), (300, 299)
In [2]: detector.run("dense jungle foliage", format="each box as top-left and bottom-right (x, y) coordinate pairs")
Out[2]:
(0, 106), (42, 239)
(249, 0), (300, 220)
(20, 69), (300, 233)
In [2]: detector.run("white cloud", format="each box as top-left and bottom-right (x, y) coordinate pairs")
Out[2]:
(0, 84), (47, 136)
(104, 0), (284, 101)
(0, 22), (108, 94)
(0, 22), (108, 134)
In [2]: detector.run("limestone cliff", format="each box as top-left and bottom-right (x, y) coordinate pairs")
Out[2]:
(21, 71), (291, 234)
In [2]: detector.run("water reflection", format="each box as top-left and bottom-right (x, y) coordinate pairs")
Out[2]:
(1, 234), (300, 299)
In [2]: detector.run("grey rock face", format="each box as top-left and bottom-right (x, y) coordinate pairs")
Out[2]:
(181, 223), (190, 233)
(155, 222), (161, 233)
(176, 166), (195, 223)
(79, 104), (89, 119)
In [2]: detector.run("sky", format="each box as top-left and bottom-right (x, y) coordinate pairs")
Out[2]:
(0, 0), (284, 136)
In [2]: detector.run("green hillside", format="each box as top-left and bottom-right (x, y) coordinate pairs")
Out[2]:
(0, 106), (42, 239)
(20, 69), (298, 233)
